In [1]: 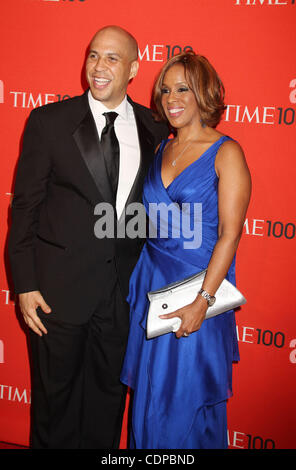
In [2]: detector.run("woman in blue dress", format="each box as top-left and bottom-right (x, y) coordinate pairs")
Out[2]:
(120, 51), (251, 449)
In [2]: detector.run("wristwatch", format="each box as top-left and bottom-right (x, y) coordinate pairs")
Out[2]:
(198, 289), (216, 307)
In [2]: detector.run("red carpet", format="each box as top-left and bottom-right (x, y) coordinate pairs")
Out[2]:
(0, 442), (28, 449)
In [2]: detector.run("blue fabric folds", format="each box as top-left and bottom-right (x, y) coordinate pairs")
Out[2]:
(120, 136), (239, 449)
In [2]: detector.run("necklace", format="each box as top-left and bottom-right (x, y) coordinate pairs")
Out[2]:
(171, 141), (192, 167)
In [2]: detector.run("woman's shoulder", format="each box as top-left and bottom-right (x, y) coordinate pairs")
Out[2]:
(215, 135), (249, 177)
(154, 137), (172, 155)
(217, 135), (244, 160)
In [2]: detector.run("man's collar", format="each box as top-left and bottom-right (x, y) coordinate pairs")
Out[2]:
(88, 90), (128, 120)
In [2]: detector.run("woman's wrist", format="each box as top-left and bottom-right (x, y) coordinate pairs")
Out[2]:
(194, 292), (208, 307)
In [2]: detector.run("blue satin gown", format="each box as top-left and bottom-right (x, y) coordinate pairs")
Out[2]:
(120, 135), (240, 449)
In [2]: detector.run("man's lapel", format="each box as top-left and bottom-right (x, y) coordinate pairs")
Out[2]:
(72, 92), (155, 214)
(72, 93), (114, 206)
(123, 96), (155, 209)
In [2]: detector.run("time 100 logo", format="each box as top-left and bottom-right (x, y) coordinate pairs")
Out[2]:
(138, 45), (193, 62)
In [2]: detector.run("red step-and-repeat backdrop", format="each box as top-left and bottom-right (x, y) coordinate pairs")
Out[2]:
(0, 0), (295, 450)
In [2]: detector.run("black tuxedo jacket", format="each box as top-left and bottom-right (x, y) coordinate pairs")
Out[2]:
(8, 91), (169, 324)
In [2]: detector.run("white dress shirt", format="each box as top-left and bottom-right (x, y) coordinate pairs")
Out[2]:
(88, 90), (140, 219)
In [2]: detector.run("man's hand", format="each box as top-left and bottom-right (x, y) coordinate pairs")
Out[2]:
(19, 291), (51, 336)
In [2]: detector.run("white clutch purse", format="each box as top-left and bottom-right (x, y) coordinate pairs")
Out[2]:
(146, 269), (246, 339)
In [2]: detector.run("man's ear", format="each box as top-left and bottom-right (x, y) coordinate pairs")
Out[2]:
(129, 60), (139, 80)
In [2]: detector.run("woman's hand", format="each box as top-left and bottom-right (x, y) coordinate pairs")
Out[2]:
(159, 295), (208, 339)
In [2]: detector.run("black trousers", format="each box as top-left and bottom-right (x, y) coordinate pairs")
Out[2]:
(29, 271), (130, 449)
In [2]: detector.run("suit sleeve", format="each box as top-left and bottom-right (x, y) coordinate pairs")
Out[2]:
(8, 108), (52, 294)
(151, 118), (170, 150)
(161, 121), (171, 140)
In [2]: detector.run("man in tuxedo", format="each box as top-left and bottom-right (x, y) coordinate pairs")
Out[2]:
(8, 25), (169, 449)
